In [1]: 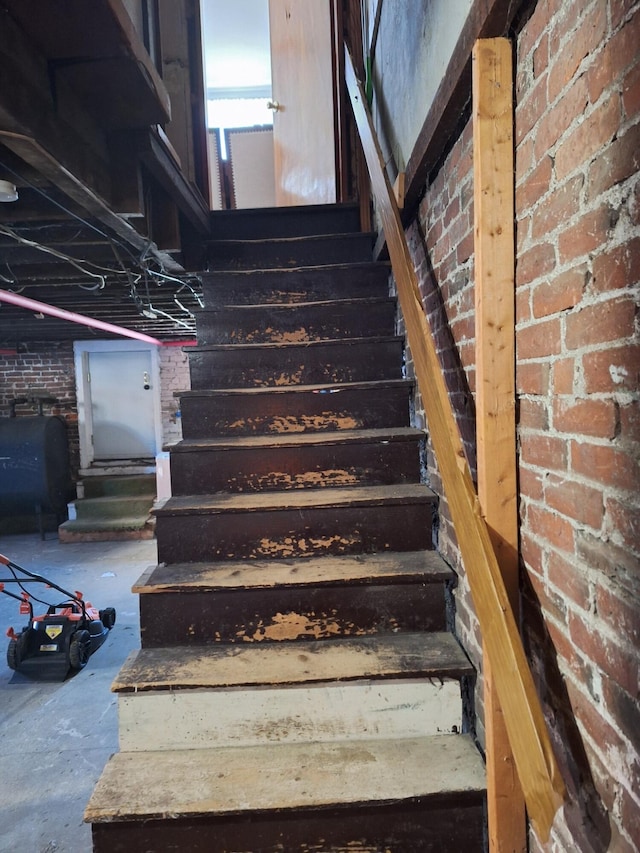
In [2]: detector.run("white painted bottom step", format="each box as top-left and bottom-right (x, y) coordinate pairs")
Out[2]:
(86, 735), (486, 824)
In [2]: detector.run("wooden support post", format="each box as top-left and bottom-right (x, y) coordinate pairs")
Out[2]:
(473, 38), (527, 851)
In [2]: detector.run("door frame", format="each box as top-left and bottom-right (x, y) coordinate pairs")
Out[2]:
(73, 340), (163, 472)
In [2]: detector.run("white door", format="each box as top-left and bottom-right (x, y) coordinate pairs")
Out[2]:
(88, 350), (157, 460)
(269, 0), (337, 205)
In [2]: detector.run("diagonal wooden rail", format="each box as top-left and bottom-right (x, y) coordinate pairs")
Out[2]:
(344, 45), (565, 842)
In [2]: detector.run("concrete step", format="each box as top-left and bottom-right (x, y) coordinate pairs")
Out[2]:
(169, 427), (423, 494)
(187, 335), (404, 389)
(178, 379), (413, 439)
(206, 232), (374, 270)
(80, 474), (156, 499)
(135, 550), (449, 646)
(153, 483), (436, 565)
(200, 261), (391, 306)
(87, 736), (486, 852)
(194, 297), (396, 345)
(115, 633), (473, 751)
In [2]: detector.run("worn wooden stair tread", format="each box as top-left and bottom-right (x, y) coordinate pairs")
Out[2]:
(154, 484), (435, 517)
(188, 334), (403, 352)
(113, 632), (472, 693)
(134, 550), (451, 594)
(178, 378), (413, 398)
(171, 426), (424, 453)
(85, 734), (485, 823)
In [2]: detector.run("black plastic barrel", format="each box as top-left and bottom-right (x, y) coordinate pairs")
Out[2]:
(0, 416), (73, 515)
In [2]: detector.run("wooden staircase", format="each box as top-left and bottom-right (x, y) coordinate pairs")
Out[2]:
(86, 203), (486, 851)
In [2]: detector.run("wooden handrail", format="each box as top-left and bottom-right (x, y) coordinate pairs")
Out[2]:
(344, 45), (565, 841)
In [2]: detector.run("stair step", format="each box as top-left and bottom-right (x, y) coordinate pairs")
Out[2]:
(207, 232), (374, 270)
(116, 632), (471, 692)
(209, 202), (362, 240)
(70, 494), (154, 521)
(200, 261), (391, 305)
(135, 549), (451, 593)
(187, 336), (404, 389)
(154, 484), (436, 565)
(87, 736), (486, 853)
(116, 633), (472, 751)
(80, 474), (156, 499)
(179, 379), (413, 438)
(194, 297), (396, 345)
(170, 427), (423, 494)
(136, 550), (448, 646)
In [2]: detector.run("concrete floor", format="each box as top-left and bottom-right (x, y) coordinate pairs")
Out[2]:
(0, 532), (158, 853)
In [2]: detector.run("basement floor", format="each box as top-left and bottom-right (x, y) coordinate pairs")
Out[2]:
(0, 532), (157, 853)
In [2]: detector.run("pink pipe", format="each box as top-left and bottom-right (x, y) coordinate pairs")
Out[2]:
(0, 289), (163, 346)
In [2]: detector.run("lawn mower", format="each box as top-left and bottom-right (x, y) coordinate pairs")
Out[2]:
(1, 553), (115, 679)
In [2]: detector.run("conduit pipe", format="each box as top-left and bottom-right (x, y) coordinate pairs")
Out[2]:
(0, 289), (163, 346)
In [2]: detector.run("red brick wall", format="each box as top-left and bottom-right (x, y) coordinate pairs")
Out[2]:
(0, 343), (80, 475)
(400, 0), (639, 849)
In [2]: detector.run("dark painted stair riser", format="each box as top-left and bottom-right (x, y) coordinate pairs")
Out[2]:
(178, 381), (413, 439)
(139, 580), (446, 647)
(169, 434), (422, 494)
(154, 498), (435, 564)
(209, 202), (362, 241)
(200, 262), (391, 306)
(187, 337), (404, 389)
(207, 232), (374, 270)
(194, 298), (396, 345)
(92, 794), (485, 853)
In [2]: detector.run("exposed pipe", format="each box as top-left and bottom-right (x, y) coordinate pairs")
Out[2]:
(0, 289), (163, 346)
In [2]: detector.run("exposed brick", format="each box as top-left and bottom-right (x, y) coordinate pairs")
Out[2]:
(565, 295), (637, 350)
(588, 120), (640, 202)
(546, 474), (605, 528)
(517, 360), (550, 395)
(583, 343), (640, 394)
(620, 788), (640, 853)
(587, 8), (640, 103)
(596, 580), (640, 647)
(533, 76), (589, 163)
(591, 236), (640, 296)
(606, 496), (640, 552)
(517, 316), (562, 359)
(558, 204), (616, 265)
(520, 433), (568, 472)
(571, 441), (640, 493)
(547, 1), (608, 104)
(555, 95), (621, 182)
(576, 531), (640, 596)
(601, 677), (640, 754)
(516, 72), (548, 146)
(622, 60), (640, 119)
(532, 267), (586, 317)
(619, 401), (640, 445)
(527, 503), (576, 552)
(519, 397), (549, 430)
(515, 155), (553, 211)
(569, 612), (638, 697)
(552, 357), (576, 394)
(553, 397), (618, 439)
(519, 466), (545, 501)
(531, 175), (585, 241)
(547, 549), (591, 609)
(516, 241), (557, 287)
